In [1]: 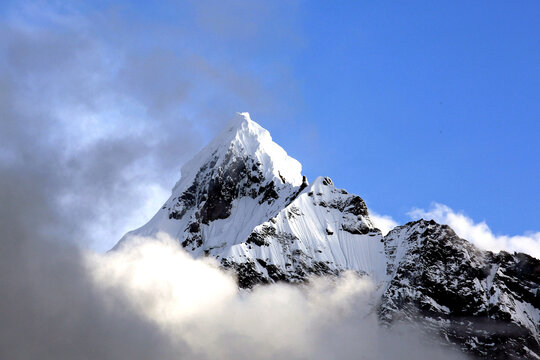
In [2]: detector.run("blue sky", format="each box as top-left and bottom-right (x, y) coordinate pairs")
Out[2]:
(193, 0), (540, 237)
(0, 1), (538, 251)
(277, 1), (540, 235)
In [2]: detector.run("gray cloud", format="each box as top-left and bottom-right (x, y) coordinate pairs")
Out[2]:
(0, 0), (302, 249)
(0, 238), (189, 360)
(0, 160), (182, 359)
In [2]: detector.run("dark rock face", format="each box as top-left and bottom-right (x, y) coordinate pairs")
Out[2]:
(221, 256), (341, 290)
(321, 176), (333, 186)
(341, 222), (371, 235)
(246, 225), (275, 247)
(380, 220), (540, 359)
(221, 259), (269, 289)
(343, 196), (369, 217)
(258, 181), (279, 205)
(168, 148), (267, 226)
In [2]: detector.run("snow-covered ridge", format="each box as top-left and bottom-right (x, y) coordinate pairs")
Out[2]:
(114, 113), (540, 359)
(219, 176), (388, 287)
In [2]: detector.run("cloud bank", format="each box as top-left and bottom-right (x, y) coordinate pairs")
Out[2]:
(86, 234), (467, 360)
(409, 203), (540, 259)
(0, 229), (466, 360)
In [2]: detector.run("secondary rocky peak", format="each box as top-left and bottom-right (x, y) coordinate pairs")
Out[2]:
(381, 219), (540, 358)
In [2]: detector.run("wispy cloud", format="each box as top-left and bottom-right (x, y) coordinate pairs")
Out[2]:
(409, 203), (540, 259)
(370, 211), (399, 235)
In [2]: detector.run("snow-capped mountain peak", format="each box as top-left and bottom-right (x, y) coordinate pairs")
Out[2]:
(115, 113), (307, 254)
(115, 113), (540, 359)
(174, 112), (303, 195)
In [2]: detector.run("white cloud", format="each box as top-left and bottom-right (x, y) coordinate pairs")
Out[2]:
(370, 211), (399, 235)
(409, 203), (540, 259)
(84, 234), (465, 360)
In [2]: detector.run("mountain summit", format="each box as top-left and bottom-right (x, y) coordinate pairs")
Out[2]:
(115, 113), (539, 359)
